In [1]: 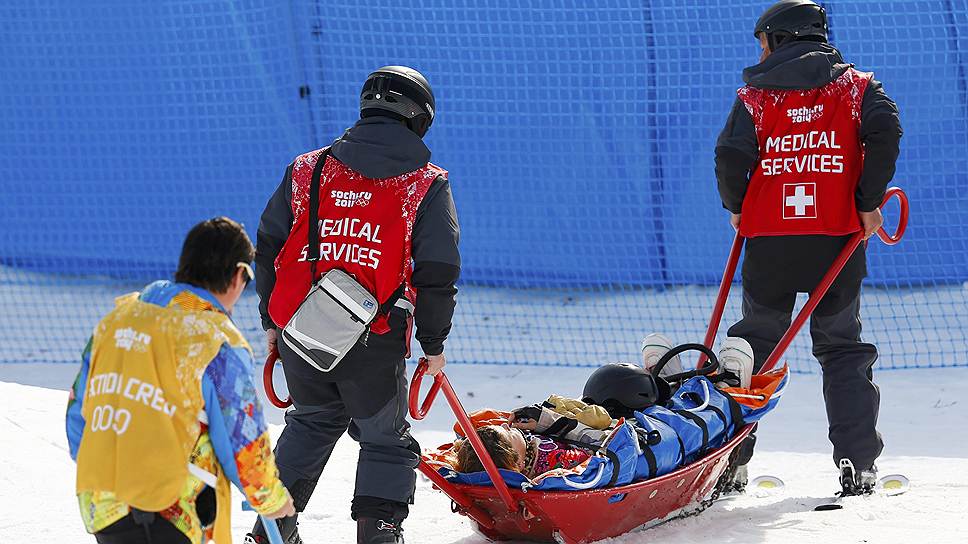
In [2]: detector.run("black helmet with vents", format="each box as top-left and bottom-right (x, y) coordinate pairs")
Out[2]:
(360, 66), (435, 137)
(582, 363), (672, 418)
(754, 0), (828, 52)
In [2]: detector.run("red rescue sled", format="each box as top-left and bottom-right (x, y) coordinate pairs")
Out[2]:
(406, 188), (908, 543)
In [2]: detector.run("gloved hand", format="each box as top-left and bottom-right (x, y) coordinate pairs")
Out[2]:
(509, 405), (543, 430)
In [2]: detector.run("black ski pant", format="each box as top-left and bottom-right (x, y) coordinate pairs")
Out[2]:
(728, 278), (884, 470)
(94, 512), (190, 544)
(271, 321), (419, 522)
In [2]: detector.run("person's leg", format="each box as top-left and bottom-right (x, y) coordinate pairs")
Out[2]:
(339, 360), (419, 541)
(94, 513), (190, 544)
(249, 342), (351, 542)
(273, 398), (351, 507)
(723, 260), (796, 491)
(720, 287), (795, 490)
(726, 287), (796, 373)
(275, 340), (352, 506)
(810, 280), (883, 471)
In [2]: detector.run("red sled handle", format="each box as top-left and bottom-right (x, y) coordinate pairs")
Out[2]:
(409, 359), (530, 532)
(696, 233), (745, 369)
(700, 187), (909, 373)
(874, 186), (909, 246)
(408, 358), (444, 421)
(263, 345), (292, 409)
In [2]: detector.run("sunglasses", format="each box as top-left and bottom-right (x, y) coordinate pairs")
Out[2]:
(237, 262), (255, 286)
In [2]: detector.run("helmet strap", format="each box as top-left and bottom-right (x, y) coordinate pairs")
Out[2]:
(767, 31), (786, 52)
(407, 114), (431, 138)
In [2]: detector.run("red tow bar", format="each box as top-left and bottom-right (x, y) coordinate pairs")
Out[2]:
(698, 186), (909, 373)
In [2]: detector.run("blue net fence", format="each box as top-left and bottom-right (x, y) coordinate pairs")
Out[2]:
(1, 1), (966, 372)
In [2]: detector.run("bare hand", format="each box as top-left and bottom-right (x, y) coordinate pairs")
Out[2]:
(859, 209), (883, 240)
(266, 329), (278, 354)
(424, 354), (446, 376)
(264, 494), (295, 519)
(730, 213), (741, 232)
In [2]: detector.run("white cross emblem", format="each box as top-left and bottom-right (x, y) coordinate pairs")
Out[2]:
(783, 183), (817, 219)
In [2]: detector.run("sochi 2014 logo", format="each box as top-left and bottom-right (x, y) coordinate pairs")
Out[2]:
(786, 104), (823, 123)
(114, 327), (152, 351)
(331, 190), (371, 208)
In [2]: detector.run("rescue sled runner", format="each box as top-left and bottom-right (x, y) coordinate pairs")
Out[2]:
(406, 187), (908, 543)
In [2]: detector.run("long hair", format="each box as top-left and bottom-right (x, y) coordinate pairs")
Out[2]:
(454, 426), (519, 473)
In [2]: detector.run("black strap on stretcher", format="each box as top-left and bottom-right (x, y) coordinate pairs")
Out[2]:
(674, 409), (710, 456)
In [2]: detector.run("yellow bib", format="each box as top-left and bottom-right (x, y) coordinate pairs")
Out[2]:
(75, 292), (248, 513)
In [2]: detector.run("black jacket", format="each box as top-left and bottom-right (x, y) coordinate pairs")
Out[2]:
(255, 116), (461, 357)
(716, 41), (903, 214)
(715, 41), (902, 295)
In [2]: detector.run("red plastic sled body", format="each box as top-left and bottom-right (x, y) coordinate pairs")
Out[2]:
(417, 424), (754, 543)
(406, 189), (908, 543)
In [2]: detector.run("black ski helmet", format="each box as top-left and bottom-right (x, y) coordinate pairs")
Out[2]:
(582, 363), (671, 417)
(360, 66), (435, 137)
(754, 0), (828, 52)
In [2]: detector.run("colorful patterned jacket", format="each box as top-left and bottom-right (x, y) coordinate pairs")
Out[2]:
(66, 281), (288, 543)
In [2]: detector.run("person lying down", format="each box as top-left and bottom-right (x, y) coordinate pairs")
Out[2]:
(453, 396), (619, 479)
(425, 334), (789, 491)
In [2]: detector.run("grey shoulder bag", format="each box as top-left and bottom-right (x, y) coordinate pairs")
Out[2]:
(281, 150), (379, 372)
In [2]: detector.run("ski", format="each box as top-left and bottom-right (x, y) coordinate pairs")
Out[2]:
(813, 474), (910, 511)
(813, 496), (847, 511)
(749, 474), (785, 493)
(713, 474), (786, 504)
(876, 473), (910, 496)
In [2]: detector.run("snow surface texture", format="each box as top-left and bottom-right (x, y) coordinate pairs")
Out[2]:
(2, 265), (967, 371)
(2, 363), (965, 543)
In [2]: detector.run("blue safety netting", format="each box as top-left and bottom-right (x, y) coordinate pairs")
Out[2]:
(1, 1), (966, 371)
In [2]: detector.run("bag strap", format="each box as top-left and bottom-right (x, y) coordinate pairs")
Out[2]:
(378, 283), (406, 316)
(307, 147), (332, 281)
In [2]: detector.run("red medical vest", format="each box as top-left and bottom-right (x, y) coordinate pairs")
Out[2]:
(268, 148), (444, 331)
(737, 68), (872, 237)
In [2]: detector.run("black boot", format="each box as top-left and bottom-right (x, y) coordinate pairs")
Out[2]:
(838, 459), (877, 497)
(722, 464), (749, 494)
(357, 517), (404, 544)
(244, 514), (302, 544)
(721, 433), (755, 494)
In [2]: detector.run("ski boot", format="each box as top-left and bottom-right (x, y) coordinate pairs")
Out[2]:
(357, 517), (405, 544)
(721, 463), (749, 494)
(717, 337), (754, 389)
(641, 333), (682, 377)
(720, 431), (756, 495)
(838, 459), (877, 497)
(244, 514), (303, 544)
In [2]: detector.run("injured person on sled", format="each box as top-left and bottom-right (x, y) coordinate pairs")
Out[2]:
(423, 334), (789, 492)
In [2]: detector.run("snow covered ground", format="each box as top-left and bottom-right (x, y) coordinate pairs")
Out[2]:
(1, 362), (966, 543)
